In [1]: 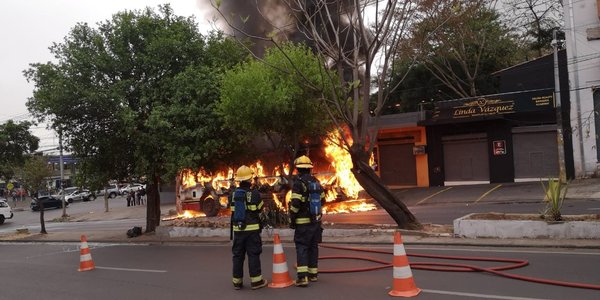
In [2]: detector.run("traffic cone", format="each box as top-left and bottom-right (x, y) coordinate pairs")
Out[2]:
(78, 235), (95, 272)
(268, 233), (294, 288)
(389, 231), (421, 297)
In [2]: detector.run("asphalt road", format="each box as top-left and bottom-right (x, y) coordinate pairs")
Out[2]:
(0, 242), (598, 300)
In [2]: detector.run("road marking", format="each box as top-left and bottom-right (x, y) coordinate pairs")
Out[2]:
(415, 187), (453, 206)
(472, 184), (502, 204)
(406, 247), (600, 256)
(422, 289), (548, 300)
(96, 266), (167, 273)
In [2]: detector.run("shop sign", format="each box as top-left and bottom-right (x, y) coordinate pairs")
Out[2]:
(493, 140), (506, 155)
(430, 90), (554, 121)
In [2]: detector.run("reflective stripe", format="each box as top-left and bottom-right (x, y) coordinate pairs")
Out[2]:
(393, 266), (413, 279)
(394, 244), (407, 256)
(290, 206), (299, 213)
(257, 201), (263, 209)
(247, 205), (257, 210)
(232, 277), (242, 284)
(273, 243), (284, 254)
(230, 206), (235, 211)
(81, 242), (89, 249)
(291, 193), (303, 200)
(250, 275), (263, 283)
(296, 218), (310, 224)
(272, 262), (288, 273)
(308, 268), (318, 274)
(80, 253), (92, 261)
(233, 224), (260, 231)
(297, 266), (308, 273)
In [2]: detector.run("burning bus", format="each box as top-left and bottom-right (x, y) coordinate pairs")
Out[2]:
(173, 131), (377, 219)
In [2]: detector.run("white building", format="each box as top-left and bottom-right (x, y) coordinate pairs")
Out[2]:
(563, 0), (600, 177)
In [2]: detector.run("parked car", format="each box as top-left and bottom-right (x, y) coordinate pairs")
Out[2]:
(120, 183), (146, 195)
(0, 199), (14, 224)
(95, 184), (121, 198)
(30, 196), (68, 211)
(65, 189), (96, 203)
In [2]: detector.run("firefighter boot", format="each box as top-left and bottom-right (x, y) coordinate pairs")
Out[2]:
(295, 276), (309, 287)
(308, 275), (318, 282)
(251, 279), (268, 290)
(233, 282), (243, 290)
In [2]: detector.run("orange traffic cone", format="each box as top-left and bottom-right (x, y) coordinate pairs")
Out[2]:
(268, 233), (294, 288)
(78, 235), (95, 272)
(389, 231), (421, 297)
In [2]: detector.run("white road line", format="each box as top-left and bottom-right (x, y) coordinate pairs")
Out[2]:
(422, 289), (549, 300)
(96, 266), (167, 273)
(406, 247), (600, 256)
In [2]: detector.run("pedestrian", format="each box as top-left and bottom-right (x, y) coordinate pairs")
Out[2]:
(139, 187), (146, 205)
(129, 190), (136, 206)
(126, 192), (132, 207)
(289, 155), (325, 287)
(229, 165), (267, 290)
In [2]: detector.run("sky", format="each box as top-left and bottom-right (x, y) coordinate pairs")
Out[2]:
(0, 1), (214, 152)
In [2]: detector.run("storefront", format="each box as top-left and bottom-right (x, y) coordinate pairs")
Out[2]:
(420, 89), (565, 186)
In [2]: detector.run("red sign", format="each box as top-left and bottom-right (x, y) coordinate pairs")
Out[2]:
(493, 140), (506, 155)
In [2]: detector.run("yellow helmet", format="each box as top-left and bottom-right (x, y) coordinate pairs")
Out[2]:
(294, 155), (313, 169)
(235, 165), (254, 181)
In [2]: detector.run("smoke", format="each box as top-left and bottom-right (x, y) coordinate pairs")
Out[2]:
(198, 0), (359, 57)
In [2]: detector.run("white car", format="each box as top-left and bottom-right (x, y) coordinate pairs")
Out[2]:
(120, 183), (146, 195)
(64, 189), (96, 203)
(96, 184), (121, 198)
(0, 199), (14, 224)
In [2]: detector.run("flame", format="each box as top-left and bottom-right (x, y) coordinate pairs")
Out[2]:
(162, 210), (206, 221)
(323, 130), (363, 201)
(177, 129), (380, 216)
(323, 199), (377, 214)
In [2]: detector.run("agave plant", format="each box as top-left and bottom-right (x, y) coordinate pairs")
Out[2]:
(540, 178), (569, 221)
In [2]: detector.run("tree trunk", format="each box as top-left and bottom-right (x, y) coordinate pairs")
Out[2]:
(145, 175), (161, 233)
(349, 145), (421, 230)
(39, 201), (47, 234)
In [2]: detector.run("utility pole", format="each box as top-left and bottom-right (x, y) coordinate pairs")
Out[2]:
(59, 131), (68, 218)
(552, 30), (567, 183)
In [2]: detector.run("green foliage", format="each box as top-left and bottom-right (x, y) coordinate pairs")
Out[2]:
(20, 156), (52, 196)
(0, 120), (40, 181)
(217, 43), (334, 162)
(540, 178), (568, 221)
(405, 1), (518, 99)
(25, 5), (248, 187)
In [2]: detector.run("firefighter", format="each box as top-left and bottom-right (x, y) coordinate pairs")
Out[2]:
(289, 155), (325, 287)
(230, 165), (268, 290)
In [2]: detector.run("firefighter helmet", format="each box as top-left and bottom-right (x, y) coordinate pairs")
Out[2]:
(294, 155), (313, 169)
(235, 165), (254, 181)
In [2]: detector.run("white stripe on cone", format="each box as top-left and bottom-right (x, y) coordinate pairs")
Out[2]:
(393, 266), (414, 279)
(394, 244), (406, 255)
(80, 253), (92, 262)
(272, 262), (289, 273)
(273, 244), (284, 254)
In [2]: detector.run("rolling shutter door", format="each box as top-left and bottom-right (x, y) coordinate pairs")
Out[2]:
(443, 134), (489, 182)
(513, 127), (559, 179)
(379, 143), (417, 186)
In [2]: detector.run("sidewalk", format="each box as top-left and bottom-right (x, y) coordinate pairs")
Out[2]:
(2, 178), (599, 248)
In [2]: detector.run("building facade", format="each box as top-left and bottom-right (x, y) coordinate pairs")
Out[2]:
(563, 0), (600, 177)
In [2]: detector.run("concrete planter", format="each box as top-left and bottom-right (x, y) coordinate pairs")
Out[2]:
(454, 213), (600, 239)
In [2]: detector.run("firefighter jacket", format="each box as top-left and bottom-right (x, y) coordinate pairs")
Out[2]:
(289, 173), (325, 225)
(229, 186), (263, 232)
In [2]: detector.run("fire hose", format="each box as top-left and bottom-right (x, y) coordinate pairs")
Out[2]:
(317, 244), (600, 290)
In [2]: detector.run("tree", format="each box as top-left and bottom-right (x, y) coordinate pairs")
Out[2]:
(218, 43), (333, 173)
(213, 0), (423, 228)
(407, 0), (518, 98)
(20, 156), (52, 234)
(502, 0), (563, 58)
(26, 5), (247, 232)
(0, 120), (40, 182)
